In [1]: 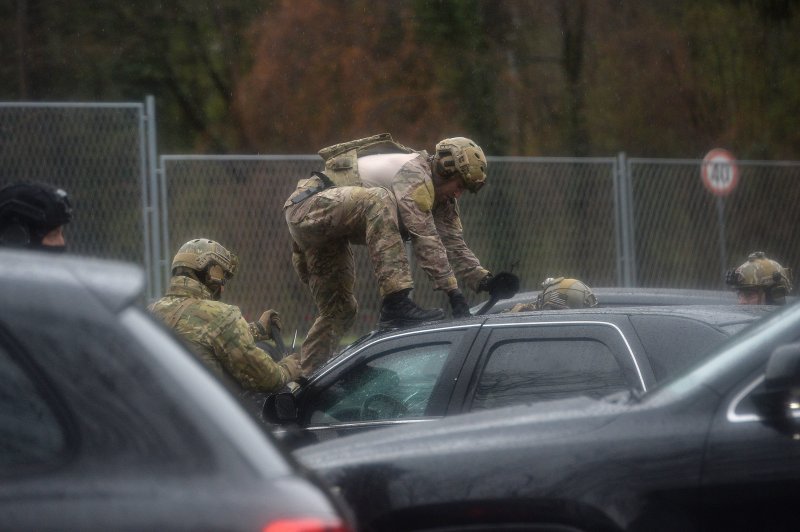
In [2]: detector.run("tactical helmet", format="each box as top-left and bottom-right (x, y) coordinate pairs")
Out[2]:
(0, 181), (72, 247)
(725, 251), (792, 304)
(433, 137), (487, 193)
(536, 277), (598, 310)
(171, 238), (238, 285)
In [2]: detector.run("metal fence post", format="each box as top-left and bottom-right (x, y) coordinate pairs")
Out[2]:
(613, 154), (623, 286)
(136, 103), (153, 301)
(158, 155), (171, 295)
(614, 152), (637, 287)
(145, 95), (161, 301)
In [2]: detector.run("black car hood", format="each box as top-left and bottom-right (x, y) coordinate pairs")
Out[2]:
(296, 394), (633, 470)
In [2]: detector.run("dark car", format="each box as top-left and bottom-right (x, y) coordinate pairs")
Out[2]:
(472, 286), (741, 314)
(265, 304), (769, 450)
(0, 250), (352, 532)
(295, 300), (800, 531)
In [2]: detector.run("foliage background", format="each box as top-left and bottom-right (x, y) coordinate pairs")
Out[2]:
(3, 0), (798, 160)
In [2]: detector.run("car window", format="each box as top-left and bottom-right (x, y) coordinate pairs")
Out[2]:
(3, 310), (213, 473)
(472, 338), (628, 410)
(308, 343), (451, 424)
(0, 341), (67, 471)
(630, 315), (728, 382)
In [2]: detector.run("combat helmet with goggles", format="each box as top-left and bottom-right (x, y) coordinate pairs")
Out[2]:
(725, 251), (792, 305)
(171, 238), (239, 291)
(433, 137), (487, 193)
(537, 277), (598, 310)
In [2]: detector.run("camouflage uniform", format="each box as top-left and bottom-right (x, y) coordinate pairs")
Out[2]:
(149, 275), (295, 392)
(285, 143), (488, 375)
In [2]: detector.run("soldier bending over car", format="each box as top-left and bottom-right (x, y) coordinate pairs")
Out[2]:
(285, 133), (519, 375)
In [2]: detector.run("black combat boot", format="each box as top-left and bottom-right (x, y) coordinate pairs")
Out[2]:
(379, 289), (445, 329)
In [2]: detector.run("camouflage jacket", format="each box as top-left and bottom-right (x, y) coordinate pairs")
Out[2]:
(363, 153), (489, 292)
(148, 276), (291, 392)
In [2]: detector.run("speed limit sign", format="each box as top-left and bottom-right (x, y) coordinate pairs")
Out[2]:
(701, 148), (739, 196)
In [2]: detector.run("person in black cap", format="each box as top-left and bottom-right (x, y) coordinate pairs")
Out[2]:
(0, 181), (72, 251)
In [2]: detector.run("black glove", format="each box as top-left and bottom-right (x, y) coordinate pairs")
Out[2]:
(479, 272), (521, 299)
(448, 289), (471, 318)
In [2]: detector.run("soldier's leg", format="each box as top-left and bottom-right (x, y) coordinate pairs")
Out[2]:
(342, 187), (414, 296)
(287, 187), (439, 349)
(288, 186), (414, 296)
(340, 187), (444, 328)
(300, 240), (357, 375)
(286, 191), (362, 373)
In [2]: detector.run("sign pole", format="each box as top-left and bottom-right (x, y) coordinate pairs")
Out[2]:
(715, 196), (727, 284)
(700, 148), (739, 287)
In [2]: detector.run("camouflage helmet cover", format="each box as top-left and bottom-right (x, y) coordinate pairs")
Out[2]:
(171, 238), (238, 281)
(726, 251), (792, 302)
(537, 277), (598, 310)
(434, 137), (487, 193)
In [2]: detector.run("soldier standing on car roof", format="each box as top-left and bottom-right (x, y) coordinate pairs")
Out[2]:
(149, 238), (302, 393)
(726, 251), (793, 305)
(284, 133), (520, 376)
(0, 181), (72, 252)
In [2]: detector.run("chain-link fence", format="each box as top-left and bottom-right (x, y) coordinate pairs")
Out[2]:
(0, 101), (158, 297)
(4, 101), (798, 341)
(159, 156), (322, 333)
(414, 157), (619, 313)
(160, 155), (620, 338)
(160, 154), (800, 340)
(628, 158), (800, 290)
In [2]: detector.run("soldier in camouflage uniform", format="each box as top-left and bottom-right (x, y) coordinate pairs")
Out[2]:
(149, 238), (301, 392)
(725, 251), (793, 305)
(285, 134), (519, 375)
(507, 277), (598, 312)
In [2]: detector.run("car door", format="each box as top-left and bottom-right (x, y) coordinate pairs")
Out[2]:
(293, 325), (480, 445)
(700, 364), (800, 529)
(454, 319), (651, 413)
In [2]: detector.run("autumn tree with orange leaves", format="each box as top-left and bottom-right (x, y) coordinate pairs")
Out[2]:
(3, 0), (799, 158)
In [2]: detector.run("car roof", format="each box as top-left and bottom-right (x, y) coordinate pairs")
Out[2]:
(324, 303), (770, 374)
(473, 286), (741, 314)
(0, 249), (145, 313)
(490, 303), (770, 326)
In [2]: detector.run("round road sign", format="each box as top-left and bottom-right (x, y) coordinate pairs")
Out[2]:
(701, 148), (739, 196)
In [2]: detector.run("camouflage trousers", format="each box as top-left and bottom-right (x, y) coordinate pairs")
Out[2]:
(285, 185), (413, 374)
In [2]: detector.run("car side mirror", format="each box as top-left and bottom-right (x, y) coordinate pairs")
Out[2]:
(752, 342), (800, 435)
(262, 391), (299, 424)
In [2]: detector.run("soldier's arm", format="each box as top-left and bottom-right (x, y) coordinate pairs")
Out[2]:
(394, 159), (458, 292)
(433, 199), (490, 292)
(212, 309), (295, 393)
